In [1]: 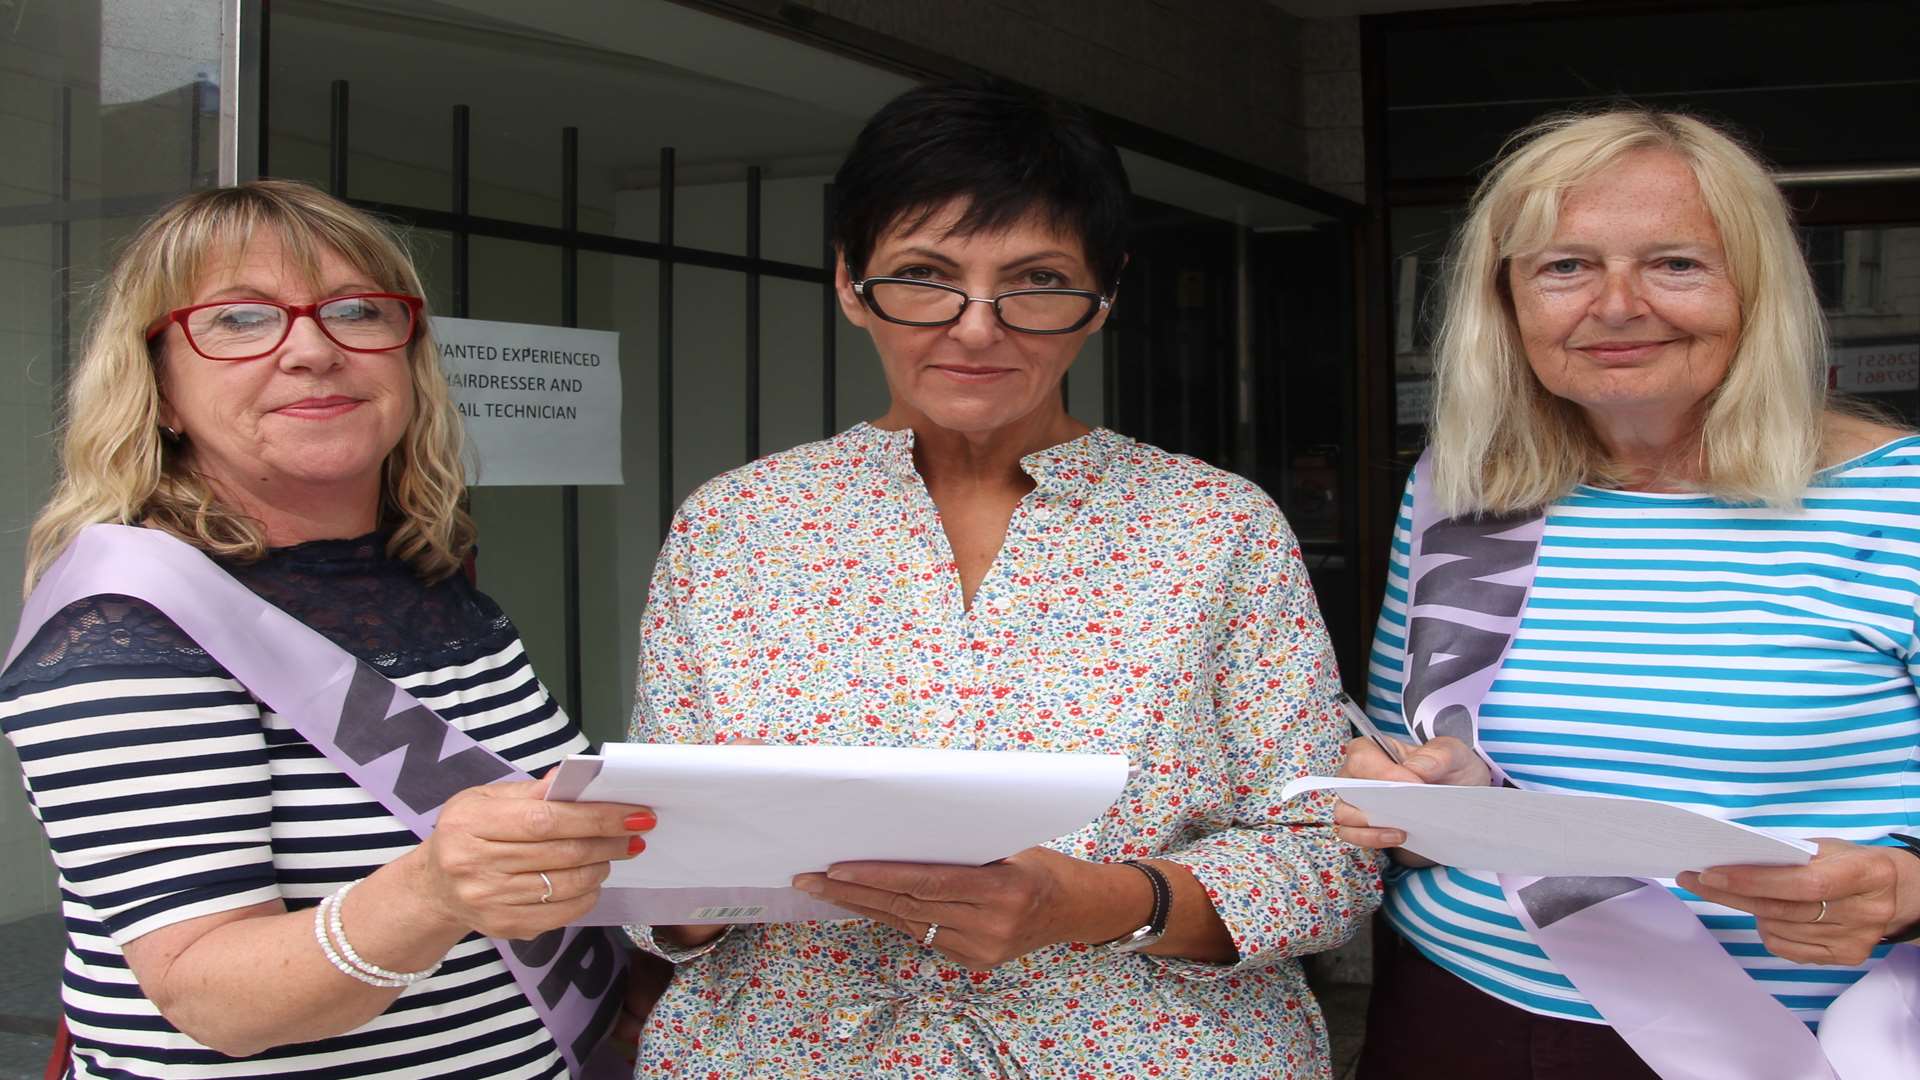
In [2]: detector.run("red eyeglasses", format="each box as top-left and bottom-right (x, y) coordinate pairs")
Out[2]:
(147, 293), (423, 361)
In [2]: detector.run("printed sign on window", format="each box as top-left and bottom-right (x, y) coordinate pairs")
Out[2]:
(433, 317), (622, 486)
(1830, 343), (1919, 394)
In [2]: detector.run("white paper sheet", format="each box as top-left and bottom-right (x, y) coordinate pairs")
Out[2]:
(547, 743), (1129, 925)
(1281, 776), (1816, 878)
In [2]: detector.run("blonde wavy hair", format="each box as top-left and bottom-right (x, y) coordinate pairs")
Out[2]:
(1426, 108), (1830, 516)
(25, 180), (474, 592)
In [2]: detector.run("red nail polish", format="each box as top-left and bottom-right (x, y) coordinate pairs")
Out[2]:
(628, 835), (647, 855)
(625, 812), (656, 831)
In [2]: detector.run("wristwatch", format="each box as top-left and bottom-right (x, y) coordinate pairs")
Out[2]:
(1102, 860), (1171, 953)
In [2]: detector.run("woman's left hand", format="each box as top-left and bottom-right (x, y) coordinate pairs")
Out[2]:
(1678, 839), (1920, 965)
(793, 846), (1093, 971)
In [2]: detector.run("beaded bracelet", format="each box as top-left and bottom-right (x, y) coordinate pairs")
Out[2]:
(314, 882), (442, 988)
(329, 881), (442, 985)
(313, 892), (405, 988)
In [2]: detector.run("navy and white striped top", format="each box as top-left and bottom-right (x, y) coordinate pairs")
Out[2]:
(1367, 436), (1920, 1025)
(0, 533), (586, 1078)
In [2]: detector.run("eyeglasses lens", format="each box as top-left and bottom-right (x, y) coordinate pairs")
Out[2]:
(186, 303), (286, 357)
(317, 295), (414, 349)
(866, 282), (965, 325)
(998, 291), (1097, 333)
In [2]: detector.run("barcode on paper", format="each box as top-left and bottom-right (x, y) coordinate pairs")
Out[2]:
(690, 905), (766, 920)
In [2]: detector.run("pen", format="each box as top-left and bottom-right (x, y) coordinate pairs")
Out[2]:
(1337, 693), (1407, 765)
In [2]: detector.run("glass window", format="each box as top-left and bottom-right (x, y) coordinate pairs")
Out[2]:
(263, 0), (1355, 737)
(1819, 224), (1920, 423)
(0, 0), (230, 924)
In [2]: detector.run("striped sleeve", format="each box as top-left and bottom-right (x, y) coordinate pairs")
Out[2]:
(1, 601), (282, 944)
(1366, 477), (1416, 741)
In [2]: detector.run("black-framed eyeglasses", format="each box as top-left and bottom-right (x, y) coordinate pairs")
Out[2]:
(850, 274), (1111, 335)
(146, 292), (424, 361)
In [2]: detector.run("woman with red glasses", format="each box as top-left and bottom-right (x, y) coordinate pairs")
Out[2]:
(1, 180), (660, 1079)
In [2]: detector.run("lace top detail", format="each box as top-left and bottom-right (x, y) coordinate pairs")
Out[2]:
(1, 531), (513, 689)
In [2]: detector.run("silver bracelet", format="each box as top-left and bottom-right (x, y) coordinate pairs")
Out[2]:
(327, 881), (443, 986)
(313, 892), (405, 988)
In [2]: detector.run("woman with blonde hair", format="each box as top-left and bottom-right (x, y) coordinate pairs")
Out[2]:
(1, 180), (660, 1078)
(1337, 110), (1920, 1078)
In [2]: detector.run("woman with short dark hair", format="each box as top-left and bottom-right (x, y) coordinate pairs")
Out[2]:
(622, 79), (1380, 1078)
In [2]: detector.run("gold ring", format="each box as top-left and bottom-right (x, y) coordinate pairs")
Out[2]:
(538, 871), (555, 904)
(1812, 898), (1828, 924)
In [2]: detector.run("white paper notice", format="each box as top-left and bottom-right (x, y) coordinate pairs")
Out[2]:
(1282, 776), (1815, 878)
(433, 316), (621, 486)
(547, 744), (1129, 925)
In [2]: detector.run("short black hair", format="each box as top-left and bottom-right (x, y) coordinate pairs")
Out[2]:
(831, 77), (1132, 293)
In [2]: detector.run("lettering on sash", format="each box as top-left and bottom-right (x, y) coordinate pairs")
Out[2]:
(1402, 618), (1511, 741)
(1410, 514), (1538, 615)
(510, 928), (566, 967)
(1515, 877), (1649, 929)
(1403, 511), (1545, 744)
(335, 662), (515, 812)
(536, 931), (623, 1065)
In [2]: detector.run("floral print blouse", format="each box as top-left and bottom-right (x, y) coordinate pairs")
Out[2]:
(626, 423), (1380, 1079)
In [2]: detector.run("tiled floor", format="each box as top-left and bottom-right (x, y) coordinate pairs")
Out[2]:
(0, 912), (1371, 1079)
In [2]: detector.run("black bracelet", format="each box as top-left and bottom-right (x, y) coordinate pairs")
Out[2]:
(1880, 833), (1920, 944)
(1121, 860), (1172, 935)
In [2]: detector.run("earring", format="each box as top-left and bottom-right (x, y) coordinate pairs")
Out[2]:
(160, 425), (183, 441)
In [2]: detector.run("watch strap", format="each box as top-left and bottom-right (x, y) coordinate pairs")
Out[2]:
(1099, 860), (1171, 952)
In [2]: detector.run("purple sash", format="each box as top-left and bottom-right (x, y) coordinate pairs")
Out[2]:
(5, 525), (627, 1079)
(1403, 454), (1843, 1079)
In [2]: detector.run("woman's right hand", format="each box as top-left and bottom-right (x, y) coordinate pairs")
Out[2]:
(1333, 735), (1490, 866)
(409, 774), (654, 940)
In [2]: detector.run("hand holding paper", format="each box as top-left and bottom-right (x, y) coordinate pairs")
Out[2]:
(1286, 776), (1814, 879)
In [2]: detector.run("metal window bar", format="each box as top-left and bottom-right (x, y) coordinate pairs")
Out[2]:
(328, 80), (348, 197)
(52, 86), (72, 409)
(561, 127), (584, 725)
(821, 183), (837, 438)
(746, 166), (762, 462)
(188, 76), (203, 185)
(451, 105), (469, 318)
(310, 83), (846, 732)
(658, 147), (676, 543)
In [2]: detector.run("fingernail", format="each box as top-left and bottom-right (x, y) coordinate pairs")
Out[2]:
(1382, 831), (1406, 846)
(628, 836), (647, 856)
(792, 875), (823, 894)
(625, 812), (656, 832)
(1699, 871), (1727, 889)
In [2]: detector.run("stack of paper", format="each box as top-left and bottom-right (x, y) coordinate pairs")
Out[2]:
(548, 743), (1129, 924)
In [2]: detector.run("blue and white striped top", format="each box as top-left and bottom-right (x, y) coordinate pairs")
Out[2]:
(1366, 435), (1920, 1026)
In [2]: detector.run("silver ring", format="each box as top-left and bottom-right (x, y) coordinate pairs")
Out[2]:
(920, 923), (940, 947)
(1812, 898), (1829, 924)
(538, 871), (555, 905)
